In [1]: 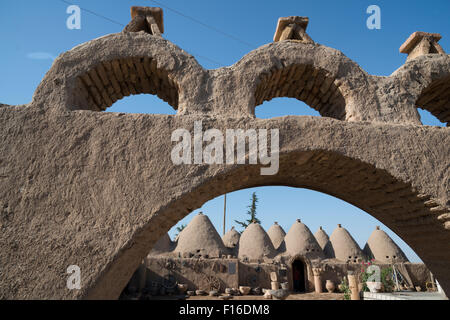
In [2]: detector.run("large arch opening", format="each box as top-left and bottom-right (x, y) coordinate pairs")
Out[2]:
(83, 150), (449, 299)
(253, 64), (346, 120)
(121, 185), (426, 299)
(167, 186), (422, 263)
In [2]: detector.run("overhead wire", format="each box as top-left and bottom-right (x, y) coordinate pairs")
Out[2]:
(148, 0), (257, 49)
(56, 0), (231, 66)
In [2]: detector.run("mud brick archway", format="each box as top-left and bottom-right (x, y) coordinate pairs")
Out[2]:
(0, 28), (449, 299)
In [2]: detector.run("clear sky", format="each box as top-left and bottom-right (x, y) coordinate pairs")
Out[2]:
(1, 0), (449, 262)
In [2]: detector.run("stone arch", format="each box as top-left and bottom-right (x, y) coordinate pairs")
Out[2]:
(1, 21), (449, 301)
(74, 57), (179, 111)
(31, 32), (206, 113)
(81, 148), (449, 299)
(388, 54), (450, 125)
(254, 64), (346, 119)
(0, 108), (449, 299)
(230, 41), (372, 121)
(416, 74), (450, 125)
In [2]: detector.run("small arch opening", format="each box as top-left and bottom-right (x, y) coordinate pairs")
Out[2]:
(107, 94), (176, 115)
(416, 75), (450, 126)
(418, 109), (447, 127)
(255, 97), (320, 119)
(254, 64), (346, 120)
(73, 57), (179, 112)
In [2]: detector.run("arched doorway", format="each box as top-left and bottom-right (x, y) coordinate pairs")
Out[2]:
(292, 259), (306, 293)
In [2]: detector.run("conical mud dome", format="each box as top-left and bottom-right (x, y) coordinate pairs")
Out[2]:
(174, 212), (226, 257)
(238, 222), (276, 260)
(284, 219), (324, 259)
(314, 226), (329, 249)
(267, 222), (286, 250)
(222, 226), (240, 248)
(314, 226), (333, 258)
(363, 226), (408, 263)
(149, 233), (173, 255)
(326, 224), (365, 262)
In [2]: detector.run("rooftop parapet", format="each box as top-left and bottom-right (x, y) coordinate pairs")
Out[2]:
(273, 16), (314, 44)
(123, 6), (164, 36)
(400, 31), (445, 61)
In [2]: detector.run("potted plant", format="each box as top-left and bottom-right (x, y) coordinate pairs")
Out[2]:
(338, 278), (351, 300)
(360, 259), (382, 293)
(380, 267), (395, 292)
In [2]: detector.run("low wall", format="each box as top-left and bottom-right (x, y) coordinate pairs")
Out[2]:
(125, 256), (240, 295)
(124, 256), (432, 297)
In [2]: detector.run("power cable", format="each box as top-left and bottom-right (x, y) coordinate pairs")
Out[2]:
(58, 0), (125, 27)
(148, 0), (256, 49)
(56, 0), (224, 66)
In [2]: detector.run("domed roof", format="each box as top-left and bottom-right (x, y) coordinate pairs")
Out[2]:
(222, 226), (240, 248)
(363, 226), (408, 263)
(267, 222), (286, 250)
(284, 219), (324, 259)
(238, 222), (276, 260)
(148, 233), (173, 256)
(173, 212), (226, 257)
(326, 224), (365, 262)
(314, 226), (330, 250)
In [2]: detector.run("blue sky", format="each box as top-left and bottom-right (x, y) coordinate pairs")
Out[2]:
(1, 0), (449, 262)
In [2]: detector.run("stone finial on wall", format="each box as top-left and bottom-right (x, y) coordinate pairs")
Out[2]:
(400, 32), (445, 61)
(273, 16), (314, 43)
(312, 267), (324, 276)
(123, 6), (164, 36)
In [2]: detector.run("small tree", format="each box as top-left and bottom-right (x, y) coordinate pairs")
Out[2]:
(234, 192), (260, 231)
(174, 224), (186, 240)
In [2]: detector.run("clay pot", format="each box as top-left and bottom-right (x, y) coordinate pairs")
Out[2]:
(270, 289), (289, 300)
(195, 289), (206, 296)
(326, 280), (335, 293)
(366, 281), (382, 293)
(177, 283), (188, 294)
(252, 287), (262, 295)
(263, 291), (272, 299)
(239, 286), (251, 295)
(209, 290), (219, 296)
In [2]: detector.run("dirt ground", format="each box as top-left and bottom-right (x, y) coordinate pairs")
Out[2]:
(187, 293), (344, 300)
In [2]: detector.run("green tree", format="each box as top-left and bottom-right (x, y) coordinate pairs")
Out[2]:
(174, 224), (186, 240)
(234, 192), (260, 231)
